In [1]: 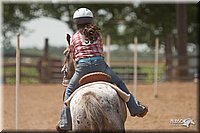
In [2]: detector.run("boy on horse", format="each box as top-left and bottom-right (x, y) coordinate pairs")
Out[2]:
(57, 7), (148, 131)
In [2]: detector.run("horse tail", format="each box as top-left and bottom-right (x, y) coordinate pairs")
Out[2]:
(82, 91), (110, 131)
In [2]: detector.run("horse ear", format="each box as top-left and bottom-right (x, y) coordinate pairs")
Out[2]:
(66, 34), (71, 46)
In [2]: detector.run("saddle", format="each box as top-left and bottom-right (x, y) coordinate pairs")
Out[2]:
(64, 72), (130, 107)
(79, 72), (112, 86)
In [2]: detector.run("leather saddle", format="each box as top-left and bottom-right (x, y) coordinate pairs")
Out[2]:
(79, 72), (112, 85)
(64, 72), (130, 107)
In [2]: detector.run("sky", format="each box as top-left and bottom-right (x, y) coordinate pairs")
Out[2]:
(9, 17), (155, 52)
(11, 17), (73, 49)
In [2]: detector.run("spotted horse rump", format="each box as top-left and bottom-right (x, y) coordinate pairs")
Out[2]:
(64, 72), (130, 132)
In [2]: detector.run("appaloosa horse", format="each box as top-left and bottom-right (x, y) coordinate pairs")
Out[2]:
(61, 34), (129, 132)
(65, 80), (129, 132)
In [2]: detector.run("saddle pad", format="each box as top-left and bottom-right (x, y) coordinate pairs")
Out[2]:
(64, 81), (130, 108)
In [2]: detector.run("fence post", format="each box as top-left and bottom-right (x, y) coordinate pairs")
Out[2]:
(153, 37), (159, 98)
(106, 35), (111, 66)
(40, 38), (50, 83)
(16, 33), (20, 130)
(165, 34), (173, 81)
(133, 36), (138, 96)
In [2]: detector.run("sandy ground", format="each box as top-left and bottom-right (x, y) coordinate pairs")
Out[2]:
(2, 82), (199, 132)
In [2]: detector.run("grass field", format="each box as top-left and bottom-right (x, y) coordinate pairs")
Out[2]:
(3, 61), (165, 84)
(3, 67), (40, 84)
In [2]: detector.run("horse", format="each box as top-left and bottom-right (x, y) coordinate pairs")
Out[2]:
(60, 34), (129, 132)
(65, 80), (128, 132)
(61, 61), (129, 132)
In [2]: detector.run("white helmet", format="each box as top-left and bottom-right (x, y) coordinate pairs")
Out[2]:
(73, 8), (93, 24)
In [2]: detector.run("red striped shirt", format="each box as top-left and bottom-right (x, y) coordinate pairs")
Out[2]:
(70, 30), (104, 62)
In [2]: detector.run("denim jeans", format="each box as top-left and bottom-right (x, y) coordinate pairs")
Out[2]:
(59, 58), (144, 129)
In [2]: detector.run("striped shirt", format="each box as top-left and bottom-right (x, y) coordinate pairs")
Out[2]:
(70, 29), (104, 62)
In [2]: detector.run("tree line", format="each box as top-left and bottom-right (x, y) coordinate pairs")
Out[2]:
(2, 2), (199, 79)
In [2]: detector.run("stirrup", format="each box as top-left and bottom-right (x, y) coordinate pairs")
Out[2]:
(56, 120), (70, 133)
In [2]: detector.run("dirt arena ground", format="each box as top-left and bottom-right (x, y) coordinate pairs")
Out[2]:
(2, 81), (199, 132)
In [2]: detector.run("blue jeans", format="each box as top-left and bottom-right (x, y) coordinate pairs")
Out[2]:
(59, 58), (144, 129)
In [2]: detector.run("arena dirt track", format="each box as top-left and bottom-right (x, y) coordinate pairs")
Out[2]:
(3, 82), (198, 132)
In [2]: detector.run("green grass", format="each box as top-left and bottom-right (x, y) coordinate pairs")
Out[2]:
(139, 65), (165, 83)
(112, 65), (165, 83)
(20, 67), (39, 76)
(4, 67), (40, 84)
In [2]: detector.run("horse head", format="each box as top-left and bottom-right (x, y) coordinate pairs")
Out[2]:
(62, 34), (75, 80)
(62, 50), (75, 79)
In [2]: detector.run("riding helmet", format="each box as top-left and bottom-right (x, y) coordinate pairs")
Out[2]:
(73, 8), (93, 24)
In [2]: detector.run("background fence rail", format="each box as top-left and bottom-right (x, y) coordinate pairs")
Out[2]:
(3, 38), (198, 84)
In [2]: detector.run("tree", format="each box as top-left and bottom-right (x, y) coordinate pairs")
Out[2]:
(3, 3), (198, 80)
(3, 3), (198, 45)
(176, 4), (189, 79)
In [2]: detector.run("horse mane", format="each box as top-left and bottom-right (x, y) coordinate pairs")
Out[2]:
(63, 51), (75, 79)
(82, 91), (112, 131)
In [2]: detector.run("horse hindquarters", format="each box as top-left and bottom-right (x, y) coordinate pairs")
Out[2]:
(70, 83), (126, 132)
(82, 91), (111, 131)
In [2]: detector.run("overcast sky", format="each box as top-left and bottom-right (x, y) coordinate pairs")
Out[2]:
(9, 16), (167, 53)
(11, 17), (73, 49)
